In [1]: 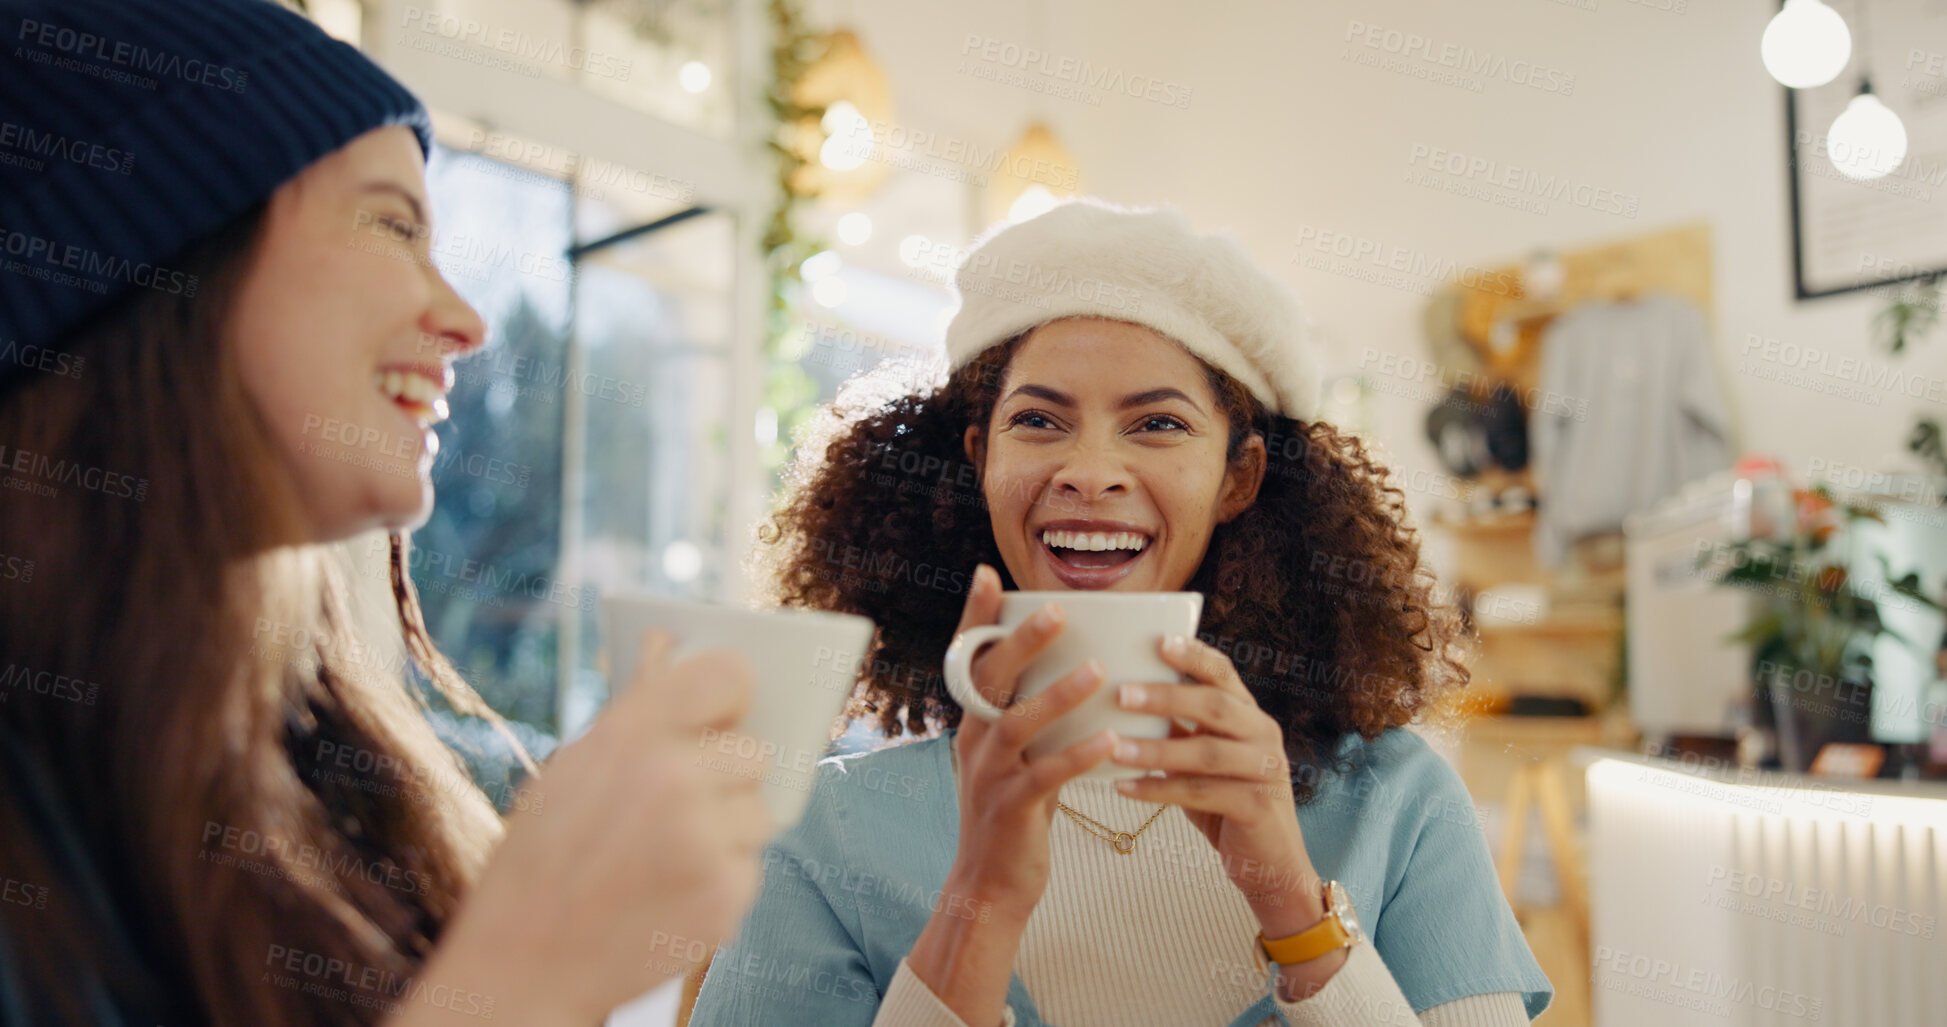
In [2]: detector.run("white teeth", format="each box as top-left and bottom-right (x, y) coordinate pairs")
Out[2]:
(375, 369), (450, 424)
(1040, 529), (1149, 552)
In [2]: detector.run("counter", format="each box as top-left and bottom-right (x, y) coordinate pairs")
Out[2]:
(1576, 747), (1947, 1026)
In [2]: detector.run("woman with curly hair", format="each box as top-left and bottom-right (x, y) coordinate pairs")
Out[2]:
(691, 201), (1551, 1027)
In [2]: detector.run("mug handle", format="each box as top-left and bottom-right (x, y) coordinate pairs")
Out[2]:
(942, 624), (1011, 720)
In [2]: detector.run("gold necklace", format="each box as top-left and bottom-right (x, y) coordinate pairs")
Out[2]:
(1055, 800), (1168, 855)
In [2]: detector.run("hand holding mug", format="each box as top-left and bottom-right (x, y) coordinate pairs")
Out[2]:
(1105, 633), (1322, 936)
(942, 586), (1203, 779)
(903, 565), (1122, 1027)
(413, 631), (769, 1024)
(940, 564), (1122, 908)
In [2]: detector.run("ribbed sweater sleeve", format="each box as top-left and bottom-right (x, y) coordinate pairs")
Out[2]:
(882, 947), (1530, 1027)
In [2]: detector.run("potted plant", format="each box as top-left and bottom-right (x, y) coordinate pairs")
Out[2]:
(1706, 484), (1941, 771)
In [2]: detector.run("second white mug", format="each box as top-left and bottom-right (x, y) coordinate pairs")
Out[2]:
(601, 592), (875, 833)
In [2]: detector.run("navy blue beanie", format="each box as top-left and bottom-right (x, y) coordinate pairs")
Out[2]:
(0, 0), (433, 383)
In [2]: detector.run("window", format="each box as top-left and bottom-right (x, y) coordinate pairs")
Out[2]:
(409, 141), (747, 795)
(411, 147), (577, 787)
(563, 206), (739, 730)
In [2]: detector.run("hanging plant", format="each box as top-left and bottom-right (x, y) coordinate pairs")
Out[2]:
(1875, 274), (1943, 355)
(756, 0), (830, 476)
(1871, 275), (1947, 500)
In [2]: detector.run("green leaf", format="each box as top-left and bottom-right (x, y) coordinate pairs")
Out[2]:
(1725, 611), (1785, 646)
(1880, 558), (1946, 610)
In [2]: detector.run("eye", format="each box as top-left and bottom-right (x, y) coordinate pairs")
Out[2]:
(377, 216), (423, 244)
(1135, 414), (1189, 433)
(1008, 410), (1059, 430)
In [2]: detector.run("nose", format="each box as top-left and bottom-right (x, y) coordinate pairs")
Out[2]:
(1048, 434), (1133, 502)
(421, 267), (487, 359)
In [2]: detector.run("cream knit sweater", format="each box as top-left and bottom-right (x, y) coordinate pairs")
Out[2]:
(870, 776), (1530, 1027)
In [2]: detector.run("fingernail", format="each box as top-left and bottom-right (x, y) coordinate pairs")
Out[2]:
(1034, 604), (1063, 630)
(1163, 634), (1187, 655)
(1120, 683), (1146, 707)
(1115, 779), (1139, 794)
(1081, 659), (1104, 684)
(1114, 737), (1139, 761)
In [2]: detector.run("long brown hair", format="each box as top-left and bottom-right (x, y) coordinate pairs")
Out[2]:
(757, 333), (1473, 802)
(0, 205), (521, 1024)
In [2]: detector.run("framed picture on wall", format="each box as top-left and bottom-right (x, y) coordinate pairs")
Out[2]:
(1785, 0), (1947, 299)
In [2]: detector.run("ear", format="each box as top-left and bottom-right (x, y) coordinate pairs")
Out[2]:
(1216, 433), (1267, 524)
(964, 422), (987, 473)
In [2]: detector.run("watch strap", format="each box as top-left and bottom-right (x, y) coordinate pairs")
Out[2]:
(1256, 879), (1357, 965)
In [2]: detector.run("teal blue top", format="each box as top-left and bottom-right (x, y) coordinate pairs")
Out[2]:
(691, 726), (1553, 1026)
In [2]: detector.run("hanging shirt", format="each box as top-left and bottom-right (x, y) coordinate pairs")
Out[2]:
(1531, 293), (1733, 566)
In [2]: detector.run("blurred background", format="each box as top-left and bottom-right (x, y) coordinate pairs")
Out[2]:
(284, 1), (1947, 1024)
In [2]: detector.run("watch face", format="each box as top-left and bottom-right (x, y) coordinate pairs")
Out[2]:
(1328, 880), (1365, 944)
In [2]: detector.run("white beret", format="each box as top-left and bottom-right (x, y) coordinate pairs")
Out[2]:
(942, 199), (1319, 420)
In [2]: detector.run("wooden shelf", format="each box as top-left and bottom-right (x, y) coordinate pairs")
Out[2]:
(1430, 511), (1537, 535)
(1474, 607), (1622, 638)
(1460, 712), (1606, 746)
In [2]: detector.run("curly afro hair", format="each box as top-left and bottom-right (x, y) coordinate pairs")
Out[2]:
(753, 329), (1472, 804)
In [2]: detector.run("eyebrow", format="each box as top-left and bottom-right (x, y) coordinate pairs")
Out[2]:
(358, 181), (428, 225)
(1001, 383), (1206, 414)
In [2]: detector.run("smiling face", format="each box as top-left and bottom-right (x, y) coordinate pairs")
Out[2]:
(229, 125), (486, 543)
(965, 318), (1267, 592)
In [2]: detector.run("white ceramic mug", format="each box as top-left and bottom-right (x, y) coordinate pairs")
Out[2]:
(941, 591), (1203, 780)
(601, 592), (876, 833)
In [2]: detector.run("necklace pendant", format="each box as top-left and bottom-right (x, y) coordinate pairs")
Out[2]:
(1112, 832), (1136, 854)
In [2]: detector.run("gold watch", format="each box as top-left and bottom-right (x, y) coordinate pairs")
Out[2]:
(1256, 879), (1365, 967)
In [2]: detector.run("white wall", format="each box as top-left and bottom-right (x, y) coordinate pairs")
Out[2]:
(812, 0), (1947, 515)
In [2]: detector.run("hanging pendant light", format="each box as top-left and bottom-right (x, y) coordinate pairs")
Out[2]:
(1761, 0), (1852, 88)
(1826, 79), (1907, 180)
(788, 30), (894, 205)
(983, 122), (1082, 226)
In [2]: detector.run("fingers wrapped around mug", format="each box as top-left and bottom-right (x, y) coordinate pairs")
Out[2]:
(993, 659), (1105, 755)
(1107, 732), (1281, 780)
(1120, 634), (1280, 740)
(1105, 634), (1292, 812)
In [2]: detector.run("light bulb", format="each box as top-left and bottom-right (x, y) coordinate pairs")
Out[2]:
(1761, 0), (1852, 89)
(678, 61), (712, 94)
(1008, 184), (1059, 223)
(837, 212), (873, 246)
(800, 250), (841, 282)
(662, 540), (704, 583)
(818, 101), (871, 171)
(1826, 91), (1907, 180)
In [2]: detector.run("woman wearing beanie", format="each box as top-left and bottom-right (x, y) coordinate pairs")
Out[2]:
(691, 201), (1553, 1027)
(0, 1), (768, 1024)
